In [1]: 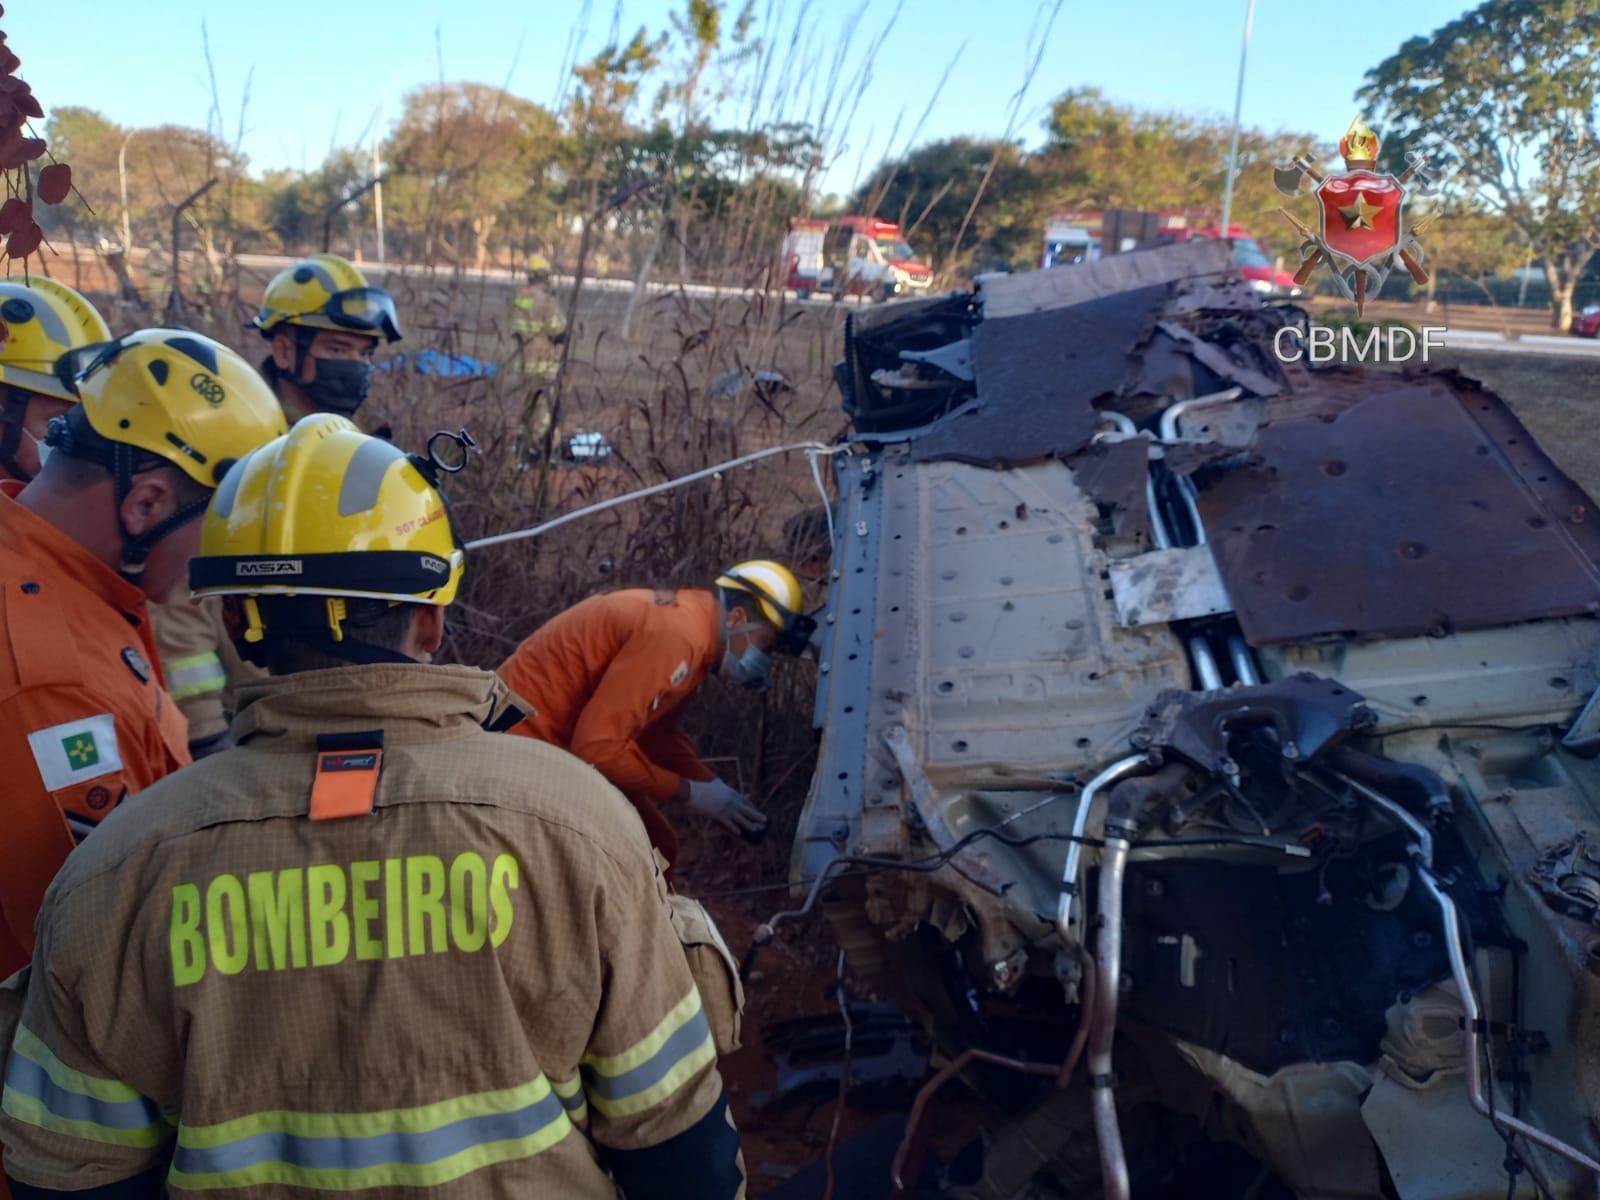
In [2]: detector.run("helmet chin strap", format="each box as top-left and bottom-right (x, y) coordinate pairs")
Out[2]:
(0, 387), (34, 483)
(111, 442), (210, 584)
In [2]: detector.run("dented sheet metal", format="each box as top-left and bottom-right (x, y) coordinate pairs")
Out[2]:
(1198, 375), (1600, 645)
(909, 286), (1170, 466)
(1153, 320), (1283, 398)
(978, 237), (1236, 319)
(799, 239), (1600, 1198)
(1067, 437), (1153, 548)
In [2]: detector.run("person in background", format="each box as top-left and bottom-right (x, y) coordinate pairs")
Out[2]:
(150, 252), (402, 757)
(497, 561), (814, 869)
(251, 252), (402, 422)
(511, 252), (566, 378)
(0, 279), (112, 486)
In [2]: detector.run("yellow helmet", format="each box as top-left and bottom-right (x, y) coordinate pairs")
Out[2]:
(716, 560), (804, 629)
(190, 414), (465, 623)
(526, 254), (551, 278)
(0, 278), (111, 402)
(0, 279), (112, 481)
(251, 253), (402, 343)
(47, 328), (287, 580)
(65, 328), (289, 488)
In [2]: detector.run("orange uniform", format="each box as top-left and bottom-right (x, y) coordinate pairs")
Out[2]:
(498, 589), (721, 863)
(0, 482), (189, 978)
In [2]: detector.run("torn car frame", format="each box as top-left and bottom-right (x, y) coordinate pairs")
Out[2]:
(788, 240), (1600, 1200)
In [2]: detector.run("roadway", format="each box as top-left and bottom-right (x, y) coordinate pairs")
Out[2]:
(230, 254), (1600, 358)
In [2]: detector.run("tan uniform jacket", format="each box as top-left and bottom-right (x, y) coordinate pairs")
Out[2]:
(511, 284), (565, 377)
(148, 595), (263, 748)
(0, 664), (736, 1197)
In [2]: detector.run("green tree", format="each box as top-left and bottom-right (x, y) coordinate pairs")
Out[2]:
(40, 107), (263, 306)
(264, 149), (371, 253)
(1358, 0), (1600, 329)
(567, 27), (667, 211)
(1035, 88), (1322, 261)
(1041, 88), (1215, 212)
(621, 0), (760, 329)
(41, 106), (124, 242)
(1416, 205), (1524, 306)
(384, 83), (561, 268)
(850, 137), (1038, 275)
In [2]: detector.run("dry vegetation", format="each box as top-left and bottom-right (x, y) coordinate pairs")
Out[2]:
(370, 273), (847, 835)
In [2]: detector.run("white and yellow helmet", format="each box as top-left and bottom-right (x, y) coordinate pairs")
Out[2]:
(715, 559), (814, 654)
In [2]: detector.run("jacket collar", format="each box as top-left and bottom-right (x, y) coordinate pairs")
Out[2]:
(684, 588), (724, 671)
(0, 480), (149, 623)
(233, 663), (528, 749)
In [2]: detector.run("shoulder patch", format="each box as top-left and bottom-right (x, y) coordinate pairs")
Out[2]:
(26, 713), (122, 792)
(670, 660), (689, 686)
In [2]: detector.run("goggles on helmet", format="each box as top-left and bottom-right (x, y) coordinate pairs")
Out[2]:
(315, 287), (402, 343)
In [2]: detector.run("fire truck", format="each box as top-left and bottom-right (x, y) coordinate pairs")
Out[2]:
(1043, 209), (1302, 297)
(785, 216), (934, 302)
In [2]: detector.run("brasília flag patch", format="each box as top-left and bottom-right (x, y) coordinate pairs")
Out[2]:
(26, 714), (122, 792)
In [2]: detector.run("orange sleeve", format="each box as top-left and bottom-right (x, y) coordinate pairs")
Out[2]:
(637, 693), (716, 786)
(0, 685), (127, 972)
(568, 631), (707, 804)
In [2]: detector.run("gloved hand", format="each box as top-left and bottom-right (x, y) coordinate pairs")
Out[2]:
(685, 777), (767, 836)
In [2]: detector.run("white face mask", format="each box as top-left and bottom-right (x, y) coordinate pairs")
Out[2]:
(721, 620), (773, 690)
(27, 429), (51, 470)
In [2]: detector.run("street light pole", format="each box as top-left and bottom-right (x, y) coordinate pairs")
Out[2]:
(1219, 0), (1257, 238)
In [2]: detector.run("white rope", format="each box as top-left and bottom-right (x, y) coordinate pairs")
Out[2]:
(465, 441), (847, 552)
(809, 448), (836, 554)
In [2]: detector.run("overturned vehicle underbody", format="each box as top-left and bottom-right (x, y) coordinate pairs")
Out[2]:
(791, 240), (1600, 1198)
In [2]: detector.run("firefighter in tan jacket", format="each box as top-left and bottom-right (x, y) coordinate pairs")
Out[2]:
(150, 253), (403, 757)
(0, 416), (747, 1199)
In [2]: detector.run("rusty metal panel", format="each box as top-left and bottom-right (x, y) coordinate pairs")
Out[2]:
(1152, 320), (1283, 398)
(1199, 375), (1600, 644)
(910, 285), (1168, 465)
(1066, 437), (1152, 548)
(978, 238), (1236, 319)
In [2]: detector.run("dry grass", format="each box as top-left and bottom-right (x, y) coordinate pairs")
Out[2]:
(1425, 350), (1600, 498)
(354, 271), (853, 843)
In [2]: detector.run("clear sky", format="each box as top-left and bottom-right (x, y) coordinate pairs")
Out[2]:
(15, 0), (1476, 195)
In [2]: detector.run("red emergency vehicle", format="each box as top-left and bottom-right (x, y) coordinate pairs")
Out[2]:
(785, 216), (934, 301)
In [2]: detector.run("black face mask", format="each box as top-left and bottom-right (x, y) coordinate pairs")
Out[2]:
(301, 356), (372, 416)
